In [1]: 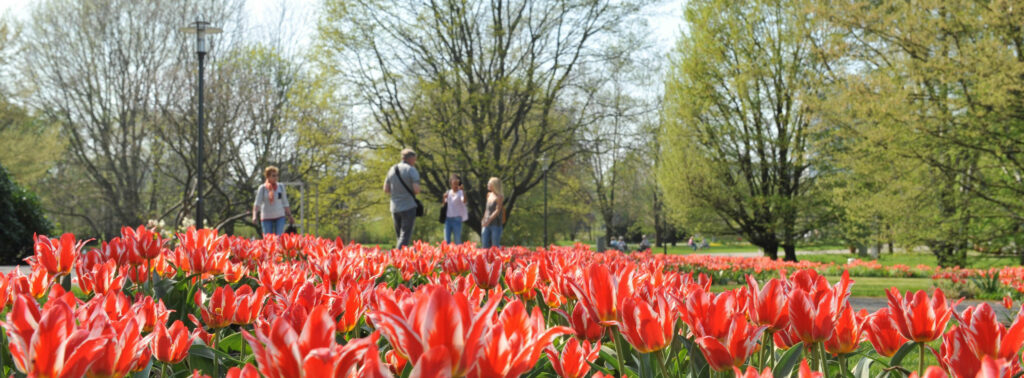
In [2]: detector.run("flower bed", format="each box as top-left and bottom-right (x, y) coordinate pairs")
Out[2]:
(3, 227), (1021, 377)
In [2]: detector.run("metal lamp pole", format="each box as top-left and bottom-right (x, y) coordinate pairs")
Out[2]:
(182, 19), (221, 229)
(542, 155), (549, 247)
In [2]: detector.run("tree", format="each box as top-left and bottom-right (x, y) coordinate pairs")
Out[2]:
(659, 0), (835, 261)
(817, 0), (1024, 266)
(574, 32), (661, 246)
(315, 0), (647, 235)
(19, 0), (243, 236)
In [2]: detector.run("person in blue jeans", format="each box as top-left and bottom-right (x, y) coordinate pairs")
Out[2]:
(442, 174), (468, 243)
(480, 177), (504, 248)
(252, 166), (293, 236)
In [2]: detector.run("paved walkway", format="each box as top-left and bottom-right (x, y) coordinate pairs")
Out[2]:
(851, 296), (1003, 314)
(0, 266), (30, 275)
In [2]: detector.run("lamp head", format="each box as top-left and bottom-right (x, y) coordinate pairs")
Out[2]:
(181, 18), (222, 54)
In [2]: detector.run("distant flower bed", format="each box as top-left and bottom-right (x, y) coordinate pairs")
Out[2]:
(4, 227), (1021, 377)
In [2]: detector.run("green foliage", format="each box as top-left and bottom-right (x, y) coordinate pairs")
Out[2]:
(813, 0), (1024, 266)
(0, 164), (53, 263)
(660, 0), (836, 260)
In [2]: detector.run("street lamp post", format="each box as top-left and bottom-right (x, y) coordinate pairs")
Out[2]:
(182, 19), (221, 229)
(542, 155), (549, 247)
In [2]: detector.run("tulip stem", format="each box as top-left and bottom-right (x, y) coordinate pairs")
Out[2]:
(655, 349), (671, 378)
(161, 362), (167, 378)
(818, 342), (827, 374)
(213, 328), (222, 378)
(918, 342), (925, 376)
(611, 326), (626, 376)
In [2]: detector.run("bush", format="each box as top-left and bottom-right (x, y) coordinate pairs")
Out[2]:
(0, 164), (52, 264)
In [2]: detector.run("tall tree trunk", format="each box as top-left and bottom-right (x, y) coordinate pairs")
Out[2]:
(761, 239), (780, 260)
(782, 244), (797, 262)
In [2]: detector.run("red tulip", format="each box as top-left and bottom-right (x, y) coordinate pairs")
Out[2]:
(470, 254), (502, 290)
(333, 285), (364, 334)
(825, 305), (867, 356)
(123, 225), (166, 261)
(233, 285), (269, 326)
(242, 304), (376, 378)
(408, 347), (453, 378)
(369, 285), (501, 377)
(540, 284), (566, 308)
(963, 303), (1024, 363)
(573, 264), (635, 325)
(153, 320), (193, 364)
(386, 350), (408, 376)
(88, 259), (128, 295)
(506, 263), (540, 300)
(615, 293), (674, 353)
(224, 262), (249, 283)
(226, 364), (260, 378)
(33, 233), (89, 276)
(887, 288), (953, 343)
(908, 366), (948, 378)
(28, 267), (50, 299)
(132, 296), (171, 333)
(195, 285), (239, 329)
(0, 271), (12, 309)
(3, 295), (106, 377)
(798, 359), (824, 378)
(733, 366), (773, 378)
(695, 314), (766, 371)
(746, 276), (789, 332)
(555, 301), (605, 343)
(1003, 296), (1013, 311)
(864, 308), (909, 358)
(937, 326), (981, 378)
(936, 303), (1024, 377)
(977, 355), (1014, 378)
(86, 315), (152, 378)
(787, 288), (835, 344)
(545, 338), (600, 378)
(472, 300), (572, 377)
(681, 288), (740, 340)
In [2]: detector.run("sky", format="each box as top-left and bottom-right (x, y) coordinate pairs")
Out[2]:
(0, 0), (684, 55)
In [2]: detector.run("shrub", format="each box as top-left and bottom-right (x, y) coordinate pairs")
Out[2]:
(0, 164), (52, 264)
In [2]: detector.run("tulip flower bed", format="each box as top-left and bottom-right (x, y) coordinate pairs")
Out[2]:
(4, 227), (1024, 378)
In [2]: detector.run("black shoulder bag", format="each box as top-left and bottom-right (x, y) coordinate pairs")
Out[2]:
(393, 166), (424, 217)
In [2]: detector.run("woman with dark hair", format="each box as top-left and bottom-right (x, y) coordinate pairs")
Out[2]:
(252, 166), (293, 236)
(442, 174), (468, 243)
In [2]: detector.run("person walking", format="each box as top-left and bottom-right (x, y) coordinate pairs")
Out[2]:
(383, 149), (421, 248)
(480, 177), (505, 248)
(442, 174), (468, 244)
(252, 166), (293, 236)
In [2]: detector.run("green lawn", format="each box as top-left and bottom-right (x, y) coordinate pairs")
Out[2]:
(713, 275), (935, 297)
(799, 252), (1019, 269)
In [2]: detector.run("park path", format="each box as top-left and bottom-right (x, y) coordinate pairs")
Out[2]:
(851, 296), (1002, 314)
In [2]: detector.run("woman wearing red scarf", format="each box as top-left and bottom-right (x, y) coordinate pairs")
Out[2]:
(251, 166), (293, 236)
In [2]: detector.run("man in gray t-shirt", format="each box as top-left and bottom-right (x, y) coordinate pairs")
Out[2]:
(383, 148), (421, 248)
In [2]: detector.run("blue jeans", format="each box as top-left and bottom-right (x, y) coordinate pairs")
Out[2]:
(444, 217), (463, 244)
(481, 225), (503, 248)
(261, 217), (286, 236)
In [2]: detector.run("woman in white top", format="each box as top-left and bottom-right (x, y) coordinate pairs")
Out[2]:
(252, 166), (293, 236)
(442, 174), (468, 243)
